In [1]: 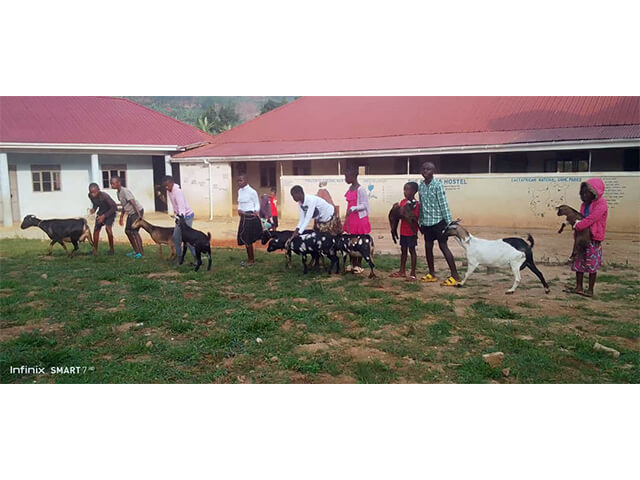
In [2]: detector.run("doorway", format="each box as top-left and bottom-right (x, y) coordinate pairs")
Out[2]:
(152, 156), (168, 212)
(8, 165), (20, 222)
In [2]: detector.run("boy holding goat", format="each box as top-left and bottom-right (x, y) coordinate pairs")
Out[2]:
(417, 162), (460, 286)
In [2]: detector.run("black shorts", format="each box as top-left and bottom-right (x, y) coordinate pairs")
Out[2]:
(400, 235), (417, 249)
(271, 216), (278, 229)
(420, 220), (448, 243)
(94, 214), (115, 231)
(125, 209), (144, 233)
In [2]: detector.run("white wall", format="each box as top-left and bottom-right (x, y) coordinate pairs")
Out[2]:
(179, 162), (232, 218)
(279, 172), (640, 233)
(8, 153), (155, 220)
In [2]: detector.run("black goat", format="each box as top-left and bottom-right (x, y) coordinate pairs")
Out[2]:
(335, 234), (376, 278)
(20, 214), (93, 257)
(175, 214), (211, 271)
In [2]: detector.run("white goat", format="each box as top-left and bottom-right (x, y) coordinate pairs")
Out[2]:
(442, 221), (550, 294)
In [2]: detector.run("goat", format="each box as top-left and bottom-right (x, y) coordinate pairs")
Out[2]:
(388, 201), (418, 244)
(175, 214), (211, 271)
(286, 232), (339, 275)
(556, 204), (590, 261)
(335, 234), (376, 278)
(442, 221), (550, 294)
(131, 217), (175, 260)
(20, 214), (93, 257)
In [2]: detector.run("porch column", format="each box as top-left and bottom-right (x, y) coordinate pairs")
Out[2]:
(164, 155), (173, 176)
(588, 151), (592, 172)
(0, 153), (12, 226)
(90, 154), (101, 184)
(406, 157), (410, 175)
(488, 153), (492, 173)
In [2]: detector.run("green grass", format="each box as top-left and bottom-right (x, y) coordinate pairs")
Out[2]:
(1, 238), (638, 384)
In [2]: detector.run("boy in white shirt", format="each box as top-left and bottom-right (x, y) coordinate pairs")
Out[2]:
(289, 185), (342, 240)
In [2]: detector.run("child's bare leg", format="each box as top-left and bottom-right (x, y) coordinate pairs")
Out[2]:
(106, 226), (114, 251)
(399, 245), (407, 274)
(125, 231), (136, 252)
(92, 229), (100, 254)
(587, 273), (597, 295)
(438, 239), (460, 281)
(425, 240), (435, 276)
(409, 247), (417, 277)
(575, 272), (584, 292)
(246, 244), (255, 264)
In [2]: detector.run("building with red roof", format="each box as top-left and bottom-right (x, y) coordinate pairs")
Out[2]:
(0, 96), (213, 225)
(171, 96), (639, 224)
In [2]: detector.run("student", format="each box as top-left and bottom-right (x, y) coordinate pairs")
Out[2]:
(163, 175), (196, 264)
(567, 178), (608, 297)
(269, 187), (279, 230)
(236, 174), (262, 266)
(417, 161), (460, 286)
(343, 166), (371, 274)
(389, 182), (420, 281)
(110, 175), (144, 258)
(289, 185), (341, 240)
(88, 182), (117, 256)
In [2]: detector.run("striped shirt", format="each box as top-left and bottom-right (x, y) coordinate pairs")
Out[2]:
(418, 178), (452, 227)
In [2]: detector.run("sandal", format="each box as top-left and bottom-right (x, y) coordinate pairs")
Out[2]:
(441, 276), (460, 287)
(421, 273), (437, 283)
(406, 275), (417, 282)
(353, 266), (364, 274)
(389, 271), (407, 278)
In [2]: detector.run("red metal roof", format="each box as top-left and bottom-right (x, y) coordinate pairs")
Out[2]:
(174, 96), (640, 158)
(0, 96), (213, 147)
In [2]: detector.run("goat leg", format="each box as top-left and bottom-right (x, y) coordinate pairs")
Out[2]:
(460, 262), (479, 287)
(179, 242), (188, 265)
(48, 240), (56, 255)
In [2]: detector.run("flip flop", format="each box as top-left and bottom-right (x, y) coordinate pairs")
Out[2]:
(441, 276), (460, 287)
(421, 273), (437, 283)
(389, 272), (406, 278)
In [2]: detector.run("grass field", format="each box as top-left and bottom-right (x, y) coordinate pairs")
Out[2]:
(1, 238), (638, 383)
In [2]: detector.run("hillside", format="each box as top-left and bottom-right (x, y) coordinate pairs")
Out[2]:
(125, 96), (296, 127)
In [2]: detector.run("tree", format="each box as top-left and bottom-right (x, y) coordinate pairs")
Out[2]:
(196, 103), (241, 134)
(260, 97), (290, 115)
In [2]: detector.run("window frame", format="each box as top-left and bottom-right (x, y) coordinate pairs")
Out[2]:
(102, 165), (127, 188)
(259, 162), (277, 187)
(31, 165), (62, 192)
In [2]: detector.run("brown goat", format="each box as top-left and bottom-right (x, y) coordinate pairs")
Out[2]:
(556, 204), (590, 261)
(388, 201), (418, 244)
(131, 218), (175, 259)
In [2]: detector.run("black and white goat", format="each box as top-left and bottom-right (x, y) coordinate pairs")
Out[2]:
(20, 214), (93, 257)
(286, 231), (339, 274)
(335, 234), (376, 278)
(442, 221), (549, 294)
(175, 214), (212, 272)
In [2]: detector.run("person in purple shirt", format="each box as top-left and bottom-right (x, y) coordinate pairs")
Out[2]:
(163, 176), (196, 264)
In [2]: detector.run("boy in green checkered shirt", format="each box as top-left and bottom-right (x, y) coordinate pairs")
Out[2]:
(418, 161), (460, 286)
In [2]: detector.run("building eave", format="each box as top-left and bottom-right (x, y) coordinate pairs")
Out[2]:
(171, 138), (640, 163)
(0, 142), (186, 154)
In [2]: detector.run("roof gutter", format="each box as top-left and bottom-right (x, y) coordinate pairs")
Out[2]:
(0, 142), (184, 152)
(171, 138), (640, 163)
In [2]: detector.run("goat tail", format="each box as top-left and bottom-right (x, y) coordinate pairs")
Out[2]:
(526, 233), (534, 249)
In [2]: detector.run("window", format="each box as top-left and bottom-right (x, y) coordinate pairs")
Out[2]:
(102, 165), (127, 188)
(546, 159), (589, 173)
(293, 160), (311, 175)
(260, 162), (276, 187)
(31, 165), (61, 192)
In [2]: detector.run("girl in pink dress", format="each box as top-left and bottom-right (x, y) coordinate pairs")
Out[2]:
(344, 167), (371, 273)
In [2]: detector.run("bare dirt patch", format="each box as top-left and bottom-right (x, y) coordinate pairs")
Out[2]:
(0, 319), (62, 342)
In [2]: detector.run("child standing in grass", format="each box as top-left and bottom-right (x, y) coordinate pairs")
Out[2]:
(567, 178), (608, 297)
(269, 187), (278, 230)
(390, 182), (420, 281)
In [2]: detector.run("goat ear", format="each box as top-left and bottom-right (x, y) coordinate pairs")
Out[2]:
(455, 218), (462, 223)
